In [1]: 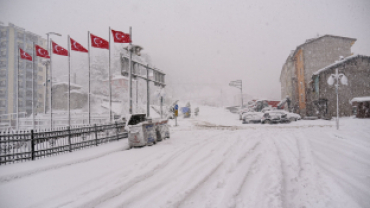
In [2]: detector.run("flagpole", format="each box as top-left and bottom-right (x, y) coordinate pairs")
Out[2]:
(108, 27), (112, 122)
(68, 35), (71, 127)
(50, 39), (53, 130)
(128, 26), (133, 114)
(88, 32), (91, 125)
(17, 47), (19, 131)
(32, 43), (35, 130)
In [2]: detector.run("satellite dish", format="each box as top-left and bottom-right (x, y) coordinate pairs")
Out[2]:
(327, 76), (334, 86)
(340, 75), (348, 85)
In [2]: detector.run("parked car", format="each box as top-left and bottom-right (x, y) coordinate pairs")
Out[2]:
(242, 112), (263, 124)
(238, 108), (252, 120)
(267, 110), (301, 121)
(261, 111), (290, 124)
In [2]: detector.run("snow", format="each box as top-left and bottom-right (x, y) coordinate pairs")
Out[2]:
(0, 106), (369, 208)
(313, 54), (368, 76)
(350, 96), (370, 104)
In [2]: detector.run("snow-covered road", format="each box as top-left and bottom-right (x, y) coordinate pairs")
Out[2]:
(0, 107), (369, 208)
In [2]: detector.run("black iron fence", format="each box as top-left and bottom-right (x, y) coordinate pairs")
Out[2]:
(0, 122), (127, 165)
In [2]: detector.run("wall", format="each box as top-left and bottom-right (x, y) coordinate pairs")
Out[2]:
(317, 56), (370, 117)
(294, 49), (306, 115)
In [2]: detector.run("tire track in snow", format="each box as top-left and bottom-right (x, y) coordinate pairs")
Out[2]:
(101, 131), (238, 208)
(30, 134), (214, 208)
(53, 131), (226, 208)
(176, 131), (264, 208)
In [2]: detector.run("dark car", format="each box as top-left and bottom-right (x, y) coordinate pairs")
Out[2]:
(261, 112), (290, 124)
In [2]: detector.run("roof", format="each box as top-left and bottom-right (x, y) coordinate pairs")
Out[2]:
(53, 82), (82, 89)
(313, 54), (370, 76)
(291, 34), (356, 58)
(102, 75), (138, 82)
(350, 96), (370, 104)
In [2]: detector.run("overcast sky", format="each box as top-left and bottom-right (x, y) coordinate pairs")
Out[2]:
(1, 0), (370, 102)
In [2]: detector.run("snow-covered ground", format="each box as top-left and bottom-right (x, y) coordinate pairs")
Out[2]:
(0, 106), (369, 208)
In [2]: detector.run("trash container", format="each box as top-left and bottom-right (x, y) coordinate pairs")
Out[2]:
(127, 114), (156, 148)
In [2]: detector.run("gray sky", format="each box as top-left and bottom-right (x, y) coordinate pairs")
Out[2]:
(1, 0), (370, 103)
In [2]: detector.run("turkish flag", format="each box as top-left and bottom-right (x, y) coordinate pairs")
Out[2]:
(19, 48), (32, 61)
(111, 30), (131, 43)
(35, 45), (50, 58)
(90, 33), (109, 49)
(70, 38), (88, 53)
(52, 41), (68, 56)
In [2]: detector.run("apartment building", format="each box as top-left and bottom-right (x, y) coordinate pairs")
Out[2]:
(0, 23), (47, 118)
(280, 35), (356, 116)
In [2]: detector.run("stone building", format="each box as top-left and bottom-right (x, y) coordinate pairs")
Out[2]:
(280, 35), (356, 116)
(311, 55), (370, 117)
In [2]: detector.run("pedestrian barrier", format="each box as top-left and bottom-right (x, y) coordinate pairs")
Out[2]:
(0, 121), (127, 165)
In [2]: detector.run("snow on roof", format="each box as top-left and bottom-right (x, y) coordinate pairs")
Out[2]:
(313, 54), (369, 76)
(53, 82), (82, 89)
(350, 96), (370, 104)
(102, 75), (138, 82)
(65, 89), (85, 94)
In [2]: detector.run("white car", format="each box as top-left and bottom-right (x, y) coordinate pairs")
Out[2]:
(266, 110), (301, 121)
(238, 108), (252, 120)
(242, 112), (263, 124)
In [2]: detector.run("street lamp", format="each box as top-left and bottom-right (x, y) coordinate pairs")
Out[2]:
(45, 32), (61, 114)
(124, 42), (143, 114)
(327, 68), (348, 130)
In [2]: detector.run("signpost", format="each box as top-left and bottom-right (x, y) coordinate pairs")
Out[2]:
(174, 104), (178, 126)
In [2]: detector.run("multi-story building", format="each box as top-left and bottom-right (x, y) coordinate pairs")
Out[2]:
(0, 23), (47, 119)
(280, 35), (356, 116)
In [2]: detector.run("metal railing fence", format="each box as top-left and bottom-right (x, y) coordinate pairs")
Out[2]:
(0, 121), (127, 165)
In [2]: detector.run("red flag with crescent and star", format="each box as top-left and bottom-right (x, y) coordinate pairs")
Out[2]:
(35, 45), (50, 58)
(52, 41), (68, 56)
(70, 38), (88, 53)
(90, 34), (109, 49)
(111, 30), (131, 43)
(19, 48), (32, 61)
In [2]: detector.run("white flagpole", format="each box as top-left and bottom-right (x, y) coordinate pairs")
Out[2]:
(50, 39), (53, 130)
(108, 27), (112, 122)
(128, 26), (133, 114)
(88, 32), (91, 125)
(32, 43), (35, 130)
(68, 36), (71, 127)
(17, 47), (19, 131)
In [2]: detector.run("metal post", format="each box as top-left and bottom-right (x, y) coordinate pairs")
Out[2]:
(128, 27), (133, 114)
(31, 129), (35, 160)
(68, 35), (71, 127)
(136, 78), (138, 112)
(336, 68), (339, 130)
(146, 65), (150, 117)
(17, 47), (19, 130)
(44, 34), (49, 114)
(160, 87), (163, 119)
(240, 81), (243, 108)
(88, 32), (91, 124)
(50, 39), (53, 130)
(108, 27), (112, 122)
(32, 42), (35, 130)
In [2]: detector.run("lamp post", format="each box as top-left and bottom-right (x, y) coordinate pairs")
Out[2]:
(327, 68), (348, 130)
(45, 32), (61, 128)
(229, 80), (243, 108)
